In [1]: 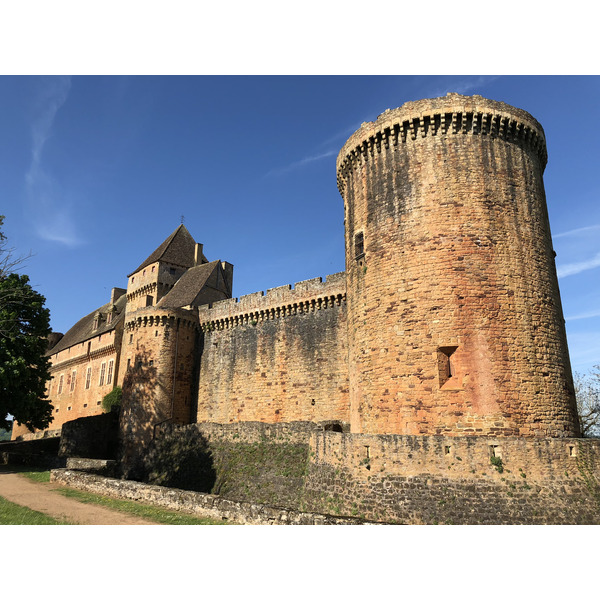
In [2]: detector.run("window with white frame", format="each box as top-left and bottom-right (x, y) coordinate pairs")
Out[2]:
(99, 362), (106, 386)
(58, 374), (64, 395)
(85, 367), (92, 390)
(70, 370), (76, 392)
(107, 359), (114, 385)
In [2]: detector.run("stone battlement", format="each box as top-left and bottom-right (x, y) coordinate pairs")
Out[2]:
(197, 272), (346, 331)
(336, 93), (547, 194)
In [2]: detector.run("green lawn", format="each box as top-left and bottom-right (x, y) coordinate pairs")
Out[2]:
(14, 468), (230, 524)
(19, 468), (51, 483)
(0, 495), (69, 525)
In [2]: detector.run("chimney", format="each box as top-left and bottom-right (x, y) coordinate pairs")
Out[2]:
(221, 262), (234, 297)
(111, 287), (126, 304)
(194, 243), (205, 266)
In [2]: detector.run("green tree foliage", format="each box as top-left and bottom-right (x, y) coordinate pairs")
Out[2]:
(0, 217), (53, 432)
(101, 386), (122, 413)
(574, 366), (600, 438)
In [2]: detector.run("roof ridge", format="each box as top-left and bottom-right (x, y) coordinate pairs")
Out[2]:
(127, 224), (197, 277)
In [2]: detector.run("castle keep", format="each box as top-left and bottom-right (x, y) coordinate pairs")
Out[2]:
(13, 93), (580, 445)
(13, 93), (599, 525)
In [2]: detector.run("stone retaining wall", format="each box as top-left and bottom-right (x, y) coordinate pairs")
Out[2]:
(50, 469), (374, 525)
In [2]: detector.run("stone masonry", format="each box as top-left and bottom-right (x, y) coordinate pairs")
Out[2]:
(12, 94), (587, 521)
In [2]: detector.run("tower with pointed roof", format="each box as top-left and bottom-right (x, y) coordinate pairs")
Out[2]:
(117, 225), (233, 472)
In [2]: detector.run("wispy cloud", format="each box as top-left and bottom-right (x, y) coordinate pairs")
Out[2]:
(554, 224), (600, 239)
(426, 76), (501, 99)
(265, 149), (337, 177)
(25, 76), (82, 247)
(565, 308), (600, 321)
(557, 251), (600, 278)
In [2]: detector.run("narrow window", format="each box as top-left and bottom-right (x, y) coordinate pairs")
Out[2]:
(106, 312), (112, 325)
(127, 358), (131, 370)
(99, 362), (106, 386)
(129, 334), (133, 344)
(70, 370), (76, 392)
(438, 346), (458, 387)
(146, 295), (153, 307)
(58, 374), (64, 395)
(67, 406), (72, 411)
(87, 341), (92, 355)
(85, 367), (92, 390)
(354, 231), (364, 259)
(106, 360), (114, 385)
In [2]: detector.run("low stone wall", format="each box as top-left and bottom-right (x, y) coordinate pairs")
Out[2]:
(50, 469), (373, 525)
(143, 422), (600, 524)
(0, 435), (64, 468)
(59, 412), (120, 459)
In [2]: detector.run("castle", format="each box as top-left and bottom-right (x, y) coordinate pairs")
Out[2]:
(14, 93), (600, 523)
(13, 92), (581, 448)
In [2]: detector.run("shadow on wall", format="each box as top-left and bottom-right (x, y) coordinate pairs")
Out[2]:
(141, 425), (216, 493)
(120, 347), (167, 477)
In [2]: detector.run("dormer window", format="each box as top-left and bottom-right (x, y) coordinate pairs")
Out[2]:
(92, 313), (102, 330)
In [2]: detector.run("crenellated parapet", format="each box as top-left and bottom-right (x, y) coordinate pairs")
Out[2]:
(336, 93), (547, 196)
(124, 306), (199, 333)
(197, 272), (346, 333)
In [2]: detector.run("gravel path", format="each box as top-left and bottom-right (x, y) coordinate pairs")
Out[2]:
(0, 466), (158, 525)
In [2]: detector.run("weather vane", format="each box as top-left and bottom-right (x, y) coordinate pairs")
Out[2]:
(180, 215), (185, 224)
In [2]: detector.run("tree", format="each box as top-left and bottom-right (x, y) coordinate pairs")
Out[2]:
(101, 386), (122, 413)
(573, 366), (600, 438)
(0, 216), (53, 432)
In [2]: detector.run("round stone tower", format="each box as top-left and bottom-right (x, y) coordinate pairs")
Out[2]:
(337, 93), (580, 438)
(119, 306), (198, 473)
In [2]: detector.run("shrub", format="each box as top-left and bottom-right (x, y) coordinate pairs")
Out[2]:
(101, 386), (122, 413)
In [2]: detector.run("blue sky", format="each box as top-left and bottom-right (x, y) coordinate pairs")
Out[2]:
(1, 75), (599, 375)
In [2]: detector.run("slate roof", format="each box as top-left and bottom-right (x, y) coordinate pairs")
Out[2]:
(127, 224), (202, 277)
(48, 293), (127, 356)
(157, 261), (221, 308)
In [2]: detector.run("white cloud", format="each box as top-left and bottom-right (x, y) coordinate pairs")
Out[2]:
(554, 224), (600, 239)
(557, 252), (600, 278)
(426, 76), (501, 99)
(266, 149), (337, 177)
(565, 309), (600, 321)
(25, 76), (82, 247)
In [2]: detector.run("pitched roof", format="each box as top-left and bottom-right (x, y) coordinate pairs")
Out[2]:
(157, 261), (221, 308)
(48, 293), (127, 356)
(127, 224), (199, 277)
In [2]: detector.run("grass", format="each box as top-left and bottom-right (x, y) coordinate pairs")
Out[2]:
(0, 495), (69, 525)
(11, 467), (230, 524)
(20, 468), (51, 483)
(54, 487), (230, 525)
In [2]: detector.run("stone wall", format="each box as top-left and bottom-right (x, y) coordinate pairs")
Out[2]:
(59, 412), (120, 460)
(141, 422), (600, 524)
(196, 273), (349, 426)
(50, 469), (371, 525)
(337, 93), (578, 437)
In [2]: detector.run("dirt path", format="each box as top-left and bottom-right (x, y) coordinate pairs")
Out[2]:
(0, 466), (159, 525)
